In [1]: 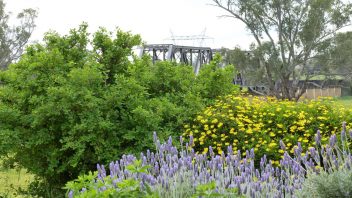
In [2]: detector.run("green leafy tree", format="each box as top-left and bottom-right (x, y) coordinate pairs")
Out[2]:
(0, 0), (37, 69)
(317, 32), (352, 73)
(0, 23), (143, 196)
(0, 23), (238, 196)
(212, 0), (352, 100)
(315, 31), (352, 94)
(220, 47), (265, 90)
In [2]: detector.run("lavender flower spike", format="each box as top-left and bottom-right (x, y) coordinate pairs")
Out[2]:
(68, 190), (74, 198)
(209, 146), (214, 157)
(341, 122), (347, 142)
(315, 130), (322, 145)
(342, 121), (347, 133)
(279, 140), (286, 150)
(329, 134), (337, 147)
(168, 136), (173, 146)
(189, 135), (194, 146)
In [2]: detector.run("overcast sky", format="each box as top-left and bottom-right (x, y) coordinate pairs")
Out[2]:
(4, 0), (256, 49)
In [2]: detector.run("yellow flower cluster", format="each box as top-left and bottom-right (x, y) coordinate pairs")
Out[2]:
(184, 95), (352, 162)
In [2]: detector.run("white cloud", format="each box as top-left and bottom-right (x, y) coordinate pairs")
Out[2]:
(4, 0), (255, 49)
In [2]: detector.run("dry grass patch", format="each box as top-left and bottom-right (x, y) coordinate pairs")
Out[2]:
(0, 162), (34, 197)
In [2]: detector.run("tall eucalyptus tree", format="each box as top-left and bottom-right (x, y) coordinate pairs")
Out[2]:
(0, 0), (37, 69)
(212, 0), (352, 100)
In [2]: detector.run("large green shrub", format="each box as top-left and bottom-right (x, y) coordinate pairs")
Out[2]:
(0, 24), (238, 196)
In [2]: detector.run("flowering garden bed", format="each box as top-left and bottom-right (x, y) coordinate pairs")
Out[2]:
(66, 125), (352, 197)
(184, 96), (352, 164)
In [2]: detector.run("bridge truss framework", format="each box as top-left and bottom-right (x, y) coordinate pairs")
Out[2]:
(139, 44), (213, 75)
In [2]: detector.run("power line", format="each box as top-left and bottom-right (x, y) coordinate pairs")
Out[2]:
(164, 28), (213, 47)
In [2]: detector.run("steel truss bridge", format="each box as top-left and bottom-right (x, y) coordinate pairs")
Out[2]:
(139, 44), (213, 75)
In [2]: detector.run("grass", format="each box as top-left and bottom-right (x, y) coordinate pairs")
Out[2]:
(0, 160), (34, 197)
(336, 96), (352, 108)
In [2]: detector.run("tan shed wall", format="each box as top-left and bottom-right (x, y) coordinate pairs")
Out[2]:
(301, 87), (341, 100)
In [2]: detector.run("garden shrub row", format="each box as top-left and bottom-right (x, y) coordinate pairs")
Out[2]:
(184, 95), (352, 164)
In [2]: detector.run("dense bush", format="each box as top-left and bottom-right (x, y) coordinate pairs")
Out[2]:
(65, 127), (352, 198)
(297, 167), (352, 198)
(0, 24), (238, 195)
(183, 95), (352, 164)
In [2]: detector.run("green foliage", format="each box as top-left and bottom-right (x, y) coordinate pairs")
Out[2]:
(191, 181), (244, 198)
(297, 167), (352, 198)
(220, 48), (263, 86)
(196, 53), (236, 101)
(192, 182), (223, 198)
(93, 27), (142, 83)
(64, 161), (158, 198)
(316, 31), (352, 93)
(0, 23), (238, 196)
(126, 160), (151, 174)
(65, 171), (98, 196)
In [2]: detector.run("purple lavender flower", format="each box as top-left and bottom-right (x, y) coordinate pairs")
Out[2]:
(341, 122), (347, 142)
(68, 190), (74, 198)
(209, 146), (214, 157)
(99, 186), (107, 192)
(333, 154), (339, 169)
(168, 136), (172, 146)
(329, 134), (337, 147)
(297, 142), (302, 153)
(342, 121), (347, 132)
(147, 149), (150, 159)
(140, 181), (145, 190)
(217, 163), (222, 171)
(97, 164), (106, 180)
(279, 140), (286, 150)
(189, 135), (194, 146)
(227, 145), (233, 156)
(315, 130), (322, 145)
(156, 140), (161, 149)
(309, 147), (316, 158)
